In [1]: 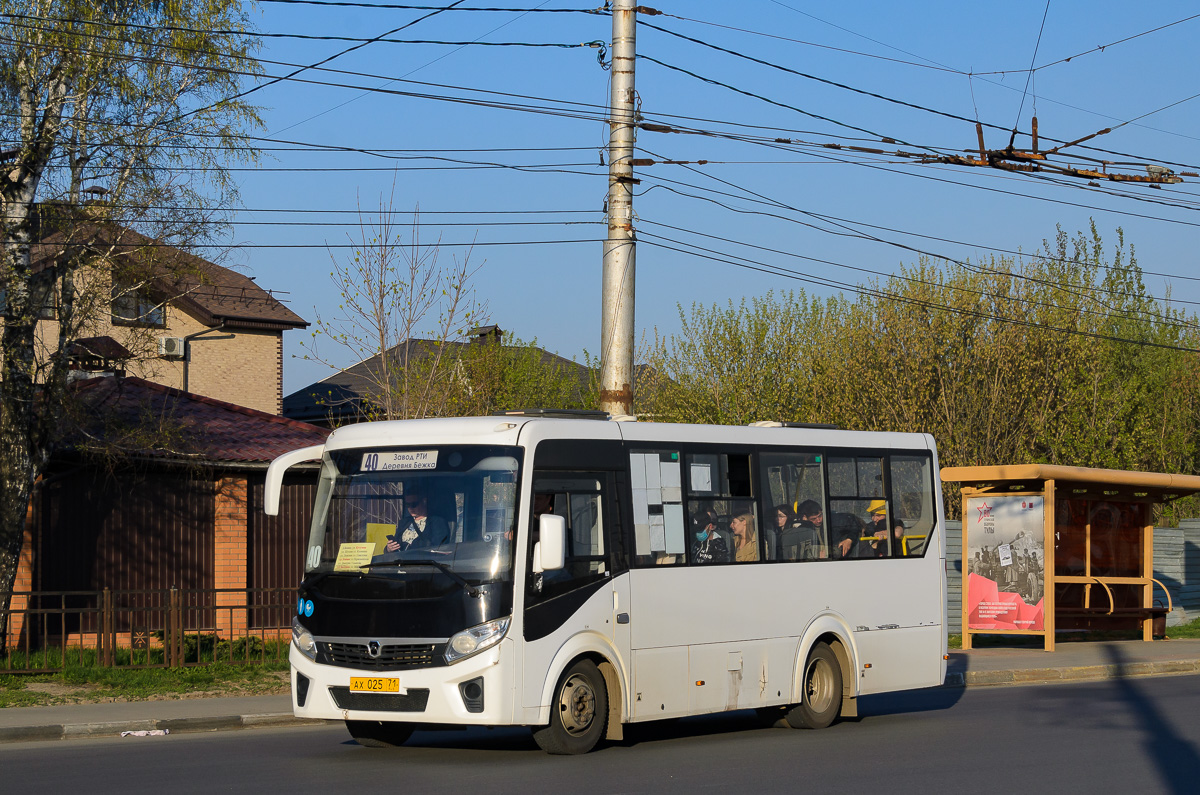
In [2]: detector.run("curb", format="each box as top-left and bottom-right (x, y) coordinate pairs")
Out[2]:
(5, 661), (1200, 744)
(0, 713), (330, 745)
(943, 660), (1200, 688)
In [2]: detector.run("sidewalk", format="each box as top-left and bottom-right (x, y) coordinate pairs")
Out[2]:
(3, 639), (1200, 744)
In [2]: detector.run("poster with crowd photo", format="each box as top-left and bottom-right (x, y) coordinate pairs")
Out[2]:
(965, 496), (1046, 632)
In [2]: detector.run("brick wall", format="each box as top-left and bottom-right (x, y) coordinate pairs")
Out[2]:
(5, 502), (36, 650)
(214, 477), (249, 637)
(187, 327), (282, 414)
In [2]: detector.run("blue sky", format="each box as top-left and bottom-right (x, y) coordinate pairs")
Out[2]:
(223, 2), (1200, 395)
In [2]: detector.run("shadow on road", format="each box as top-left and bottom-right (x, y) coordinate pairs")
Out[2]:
(1103, 643), (1200, 795)
(377, 684), (965, 753)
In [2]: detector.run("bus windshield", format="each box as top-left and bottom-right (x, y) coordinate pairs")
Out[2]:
(306, 445), (521, 588)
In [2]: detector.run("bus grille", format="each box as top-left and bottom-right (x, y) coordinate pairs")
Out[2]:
(317, 641), (444, 670)
(329, 687), (430, 712)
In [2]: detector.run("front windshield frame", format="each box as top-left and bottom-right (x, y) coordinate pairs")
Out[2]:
(306, 445), (523, 589)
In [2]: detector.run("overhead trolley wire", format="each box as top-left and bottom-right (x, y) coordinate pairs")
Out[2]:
(636, 232), (1200, 354)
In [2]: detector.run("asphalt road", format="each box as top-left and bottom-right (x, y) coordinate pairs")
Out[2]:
(7, 675), (1199, 794)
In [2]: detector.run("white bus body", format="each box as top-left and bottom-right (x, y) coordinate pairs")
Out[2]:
(268, 415), (947, 753)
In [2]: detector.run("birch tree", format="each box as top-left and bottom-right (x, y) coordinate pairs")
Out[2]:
(0, 0), (261, 651)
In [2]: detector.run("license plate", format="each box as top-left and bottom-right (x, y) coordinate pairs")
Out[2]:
(349, 677), (401, 693)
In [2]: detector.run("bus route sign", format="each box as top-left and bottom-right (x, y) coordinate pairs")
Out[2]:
(361, 451), (438, 472)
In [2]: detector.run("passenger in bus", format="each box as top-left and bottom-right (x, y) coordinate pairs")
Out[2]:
(730, 510), (759, 562)
(691, 508), (729, 564)
(831, 511), (867, 559)
(864, 499), (906, 557)
(863, 500), (891, 557)
(780, 500), (826, 560)
(384, 487), (451, 552)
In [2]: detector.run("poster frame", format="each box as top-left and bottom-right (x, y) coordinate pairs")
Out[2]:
(960, 481), (1056, 651)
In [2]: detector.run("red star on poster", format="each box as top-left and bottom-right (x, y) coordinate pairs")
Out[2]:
(977, 502), (992, 522)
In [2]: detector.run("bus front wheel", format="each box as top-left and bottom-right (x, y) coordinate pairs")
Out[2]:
(786, 642), (842, 729)
(533, 658), (608, 754)
(346, 720), (414, 747)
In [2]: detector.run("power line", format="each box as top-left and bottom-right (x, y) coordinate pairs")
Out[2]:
(0, 11), (602, 49)
(638, 219), (1200, 333)
(637, 233), (1200, 354)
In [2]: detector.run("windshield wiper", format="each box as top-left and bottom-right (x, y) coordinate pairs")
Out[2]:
(363, 558), (482, 597)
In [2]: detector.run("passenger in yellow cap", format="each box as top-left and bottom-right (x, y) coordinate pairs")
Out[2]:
(865, 499), (891, 557)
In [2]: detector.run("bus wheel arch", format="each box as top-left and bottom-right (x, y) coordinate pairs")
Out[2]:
(788, 632), (855, 728)
(533, 657), (610, 754)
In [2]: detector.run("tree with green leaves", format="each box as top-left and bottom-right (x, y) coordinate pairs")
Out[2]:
(641, 227), (1200, 520)
(0, 0), (262, 651)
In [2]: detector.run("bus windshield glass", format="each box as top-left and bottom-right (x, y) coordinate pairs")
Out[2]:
(306, 445), (521, 587)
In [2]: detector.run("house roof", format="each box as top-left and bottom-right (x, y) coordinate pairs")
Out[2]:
(32, 220), (307, 331)
(283, 334), (591, 425)
(70, 376), (329, 465)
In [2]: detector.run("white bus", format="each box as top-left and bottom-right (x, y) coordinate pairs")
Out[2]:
(266, 411), (946, 754)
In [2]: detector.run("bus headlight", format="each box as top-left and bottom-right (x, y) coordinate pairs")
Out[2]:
(445, 617), (510, 664)
(292, 617), (318, 661)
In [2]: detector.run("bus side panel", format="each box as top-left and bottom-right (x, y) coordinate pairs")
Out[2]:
(854, 624), (944, 694)
(632, 646), (690, 720)
(687, 638), (794, 715)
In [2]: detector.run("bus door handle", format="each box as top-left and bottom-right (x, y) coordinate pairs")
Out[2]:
(617, 613), (630, 625)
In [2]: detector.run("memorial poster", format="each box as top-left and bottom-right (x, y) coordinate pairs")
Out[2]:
(965, 496), (1045, 632)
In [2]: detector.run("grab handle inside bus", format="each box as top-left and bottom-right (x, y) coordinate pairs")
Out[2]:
(264, 445), (326, 515)
(535, 514), (566, 572)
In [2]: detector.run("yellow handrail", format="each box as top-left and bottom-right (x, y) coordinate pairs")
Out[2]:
(1081, 576), (1115, 615)
(1150, 577), (1174, 614)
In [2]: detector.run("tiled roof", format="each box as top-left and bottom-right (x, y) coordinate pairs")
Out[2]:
(32, 221), (307, 330)
(70, 376), (328, 464)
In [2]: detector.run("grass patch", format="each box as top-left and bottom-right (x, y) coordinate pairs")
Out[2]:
(0, 658), (290, 708)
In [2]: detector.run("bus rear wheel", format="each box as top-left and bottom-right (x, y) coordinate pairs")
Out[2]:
(533, 659), (608, 754)
(786, 642), (842, 729)
(346, 720), (414, 748)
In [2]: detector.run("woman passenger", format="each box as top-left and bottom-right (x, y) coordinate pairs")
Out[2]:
(730, 511), (759, 562)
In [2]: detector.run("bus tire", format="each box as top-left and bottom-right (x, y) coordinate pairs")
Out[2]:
(346, 720), (414, 748)
(786, 642), (842, 729)
(533, 659), (608, 754)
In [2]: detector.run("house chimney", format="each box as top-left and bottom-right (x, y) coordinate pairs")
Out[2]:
(469, 325), (503, 346)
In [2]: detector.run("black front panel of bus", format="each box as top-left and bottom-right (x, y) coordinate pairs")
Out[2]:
(297, 573), (513, 639)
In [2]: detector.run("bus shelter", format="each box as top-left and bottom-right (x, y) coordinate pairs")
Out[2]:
(940, 465), (1200, 651)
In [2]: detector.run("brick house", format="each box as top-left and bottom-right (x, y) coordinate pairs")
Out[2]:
(7, 377), (329, 650)
(30, 218), (307, 414)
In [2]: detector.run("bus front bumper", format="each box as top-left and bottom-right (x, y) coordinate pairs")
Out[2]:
(290, 638), (516, 725)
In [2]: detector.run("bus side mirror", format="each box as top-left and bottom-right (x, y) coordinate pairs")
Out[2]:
(535, 514), (566, 572)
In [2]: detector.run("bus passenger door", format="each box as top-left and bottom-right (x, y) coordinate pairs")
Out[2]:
(521, 472), (626, 712)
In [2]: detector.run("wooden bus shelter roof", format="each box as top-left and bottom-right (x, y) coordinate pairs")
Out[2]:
(941, 464), (1200, 499)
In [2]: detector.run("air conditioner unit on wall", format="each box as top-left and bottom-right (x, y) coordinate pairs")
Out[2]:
(158, 336), (186, 358)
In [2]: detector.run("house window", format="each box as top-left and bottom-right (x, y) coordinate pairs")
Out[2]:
(0, 274), (58, 320)
(111, 280), (165, 327)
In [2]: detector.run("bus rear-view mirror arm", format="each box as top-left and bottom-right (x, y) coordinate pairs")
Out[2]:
(264, 445), (326, 515)
(534, 514), (566, 572)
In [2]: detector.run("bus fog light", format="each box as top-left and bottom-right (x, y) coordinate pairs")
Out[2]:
(292, 617), (318, 661)
(445, 617), (510, 663)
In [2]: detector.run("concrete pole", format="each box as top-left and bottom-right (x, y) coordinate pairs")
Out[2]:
(599, 0), (637, 417)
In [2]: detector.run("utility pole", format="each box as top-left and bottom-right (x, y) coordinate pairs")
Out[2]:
(600, 0), (637, 417)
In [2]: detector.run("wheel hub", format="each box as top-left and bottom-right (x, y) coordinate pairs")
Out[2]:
(560, 674), (596, 735)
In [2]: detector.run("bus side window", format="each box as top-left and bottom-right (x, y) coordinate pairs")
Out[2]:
(828, 455), (890, 558)
(889, 455), (934, 557)
(760, 452), (827, 562)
